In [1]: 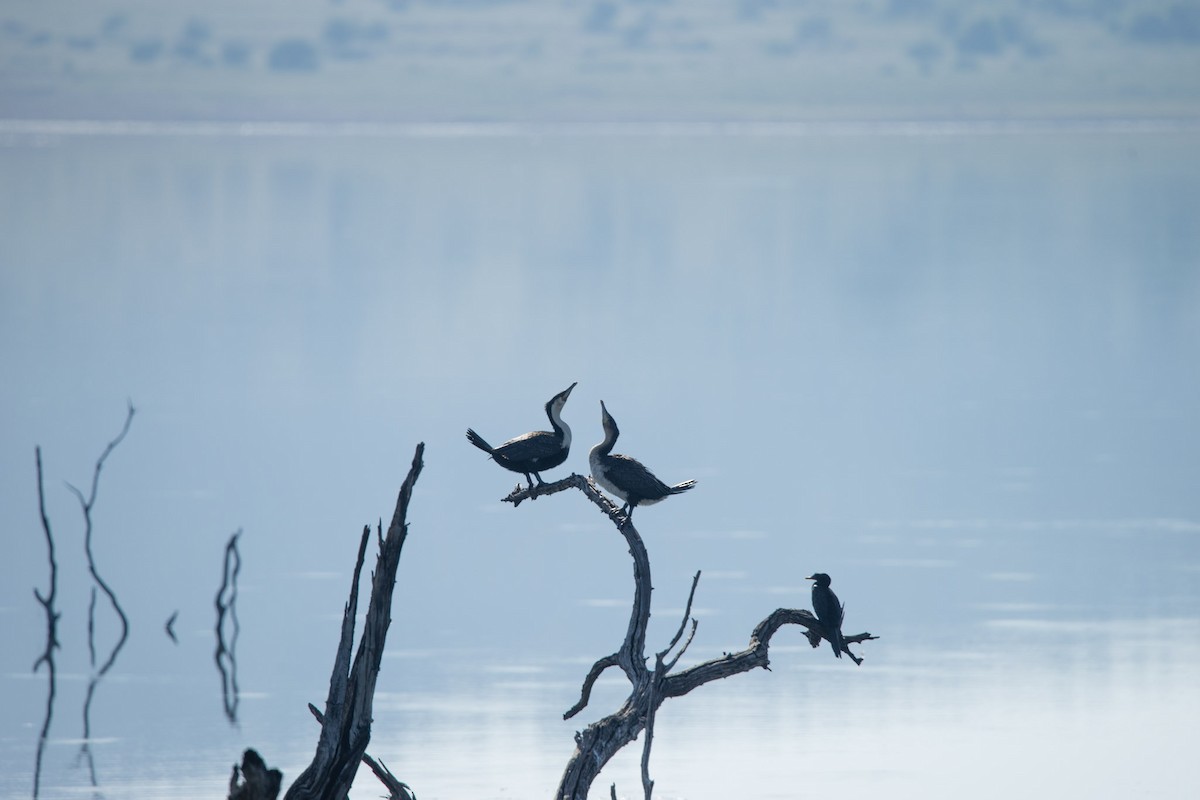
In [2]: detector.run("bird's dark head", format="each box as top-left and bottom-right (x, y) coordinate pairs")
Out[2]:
(805, 573), (832, 588)
(548, 382), (577, 413)
(599, 400), (619, 436)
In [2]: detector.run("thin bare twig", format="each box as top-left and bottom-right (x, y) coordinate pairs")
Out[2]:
(659, 572), (701, 673)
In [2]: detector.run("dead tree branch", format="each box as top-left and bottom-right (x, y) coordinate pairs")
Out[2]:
(564, 653), (619, 721)
(63, 402), (135, 784)
(215, 530), (243, 724)
(307, 704), (417, 800)
(659, 572), (700, 674)
(282, 442), (424, 800)
(502, 473), (878, 799)
(67, 401), (135, 675)
(32, 448), (59, 800)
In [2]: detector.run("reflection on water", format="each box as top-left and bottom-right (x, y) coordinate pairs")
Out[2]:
(6, 586), (1200, 798)
(333, 618), (1200, 799)
(1, 127), (1198, 798)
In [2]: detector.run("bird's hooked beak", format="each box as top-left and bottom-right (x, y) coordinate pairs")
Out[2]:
(550, 382), (577, 411)
(804, 574), (818, 581)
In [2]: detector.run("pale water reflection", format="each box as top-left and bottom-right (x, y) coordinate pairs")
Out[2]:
(1, 126), (1198, 798)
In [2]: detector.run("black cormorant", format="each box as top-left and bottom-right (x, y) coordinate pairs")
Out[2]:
(589, 401), (696, 519)
(466, 382), (576, 487)
(805, 572), (845, 658)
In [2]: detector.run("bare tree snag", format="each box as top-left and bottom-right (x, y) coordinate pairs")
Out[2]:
(282, 442), (424, 800)
(501, 474), (878, 800)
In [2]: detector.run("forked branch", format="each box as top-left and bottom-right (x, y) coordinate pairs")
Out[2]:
(283, 442), (424, 800)
(307, 704), (417, 800)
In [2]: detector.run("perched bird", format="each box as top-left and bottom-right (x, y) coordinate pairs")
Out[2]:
(805, 572), (845, 658)
(466, 382), (577, 488)
(589, 400), (696, 519)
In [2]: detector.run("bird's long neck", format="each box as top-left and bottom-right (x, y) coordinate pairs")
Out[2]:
(547, 401), (571, 448)
(592, 420), (618, 458)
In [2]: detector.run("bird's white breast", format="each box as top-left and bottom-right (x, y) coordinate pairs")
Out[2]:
(589, 449), (627, 501)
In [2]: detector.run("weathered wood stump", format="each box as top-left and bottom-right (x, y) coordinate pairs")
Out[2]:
(228, 749), (282, 800)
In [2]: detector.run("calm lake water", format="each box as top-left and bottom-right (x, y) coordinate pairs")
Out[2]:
(2, 122), (1199, 799)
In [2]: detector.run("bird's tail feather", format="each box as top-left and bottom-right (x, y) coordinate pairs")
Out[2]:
(669, 479), (697, 494)
(831, 602), (845, 658)
(465, 428), (494, 454)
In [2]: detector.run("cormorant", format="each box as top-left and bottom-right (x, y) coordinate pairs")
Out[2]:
(589, 401), (696, 519)
(805, 572), (845, 658)
(466, 382), (577, 487)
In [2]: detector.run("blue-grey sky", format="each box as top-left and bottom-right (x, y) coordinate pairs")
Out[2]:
(2, 0), (1200, 121)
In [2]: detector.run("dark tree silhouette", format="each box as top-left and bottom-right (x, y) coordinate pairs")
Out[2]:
(231, 443), (425, 800)
(501, 474), (877, 799)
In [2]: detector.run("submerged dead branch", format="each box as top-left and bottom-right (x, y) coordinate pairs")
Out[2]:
(503, 472), (878, 799)
(215, 530), (243, 724)
(63, 402), (135, 786)
(32, 448), (59, 800)
(68, 401), (135, 676)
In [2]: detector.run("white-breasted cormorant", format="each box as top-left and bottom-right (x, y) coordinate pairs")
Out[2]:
(589, 400), (696, 519)
(805, 572), (845, 658)
(466, 382), (576, 487)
